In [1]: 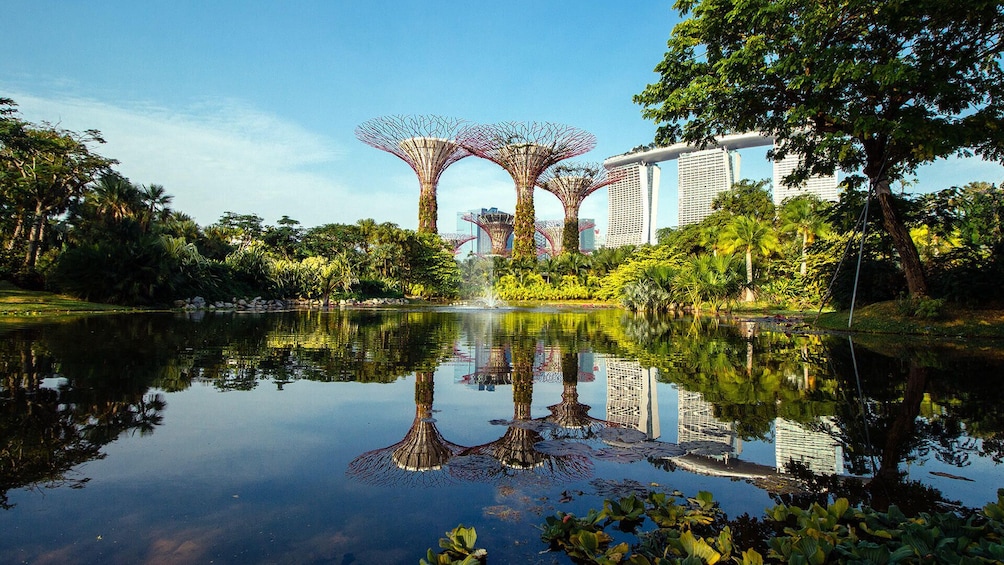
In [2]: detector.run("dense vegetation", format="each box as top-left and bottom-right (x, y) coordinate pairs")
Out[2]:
(2, 94), (1002, 312)
(0, 98), (460, 305)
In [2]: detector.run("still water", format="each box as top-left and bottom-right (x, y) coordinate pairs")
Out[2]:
(1, 307), (1001, 563)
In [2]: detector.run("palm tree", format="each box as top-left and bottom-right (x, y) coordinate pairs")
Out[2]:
(719, 215), (780, 302)
(141, 183), (173, 227)
(91, 172), (143, 223)
(779, 195), (830, 276)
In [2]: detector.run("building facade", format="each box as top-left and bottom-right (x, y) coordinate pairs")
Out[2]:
(603, 133), (843, 243)
(605, 358), (661, 439)
(677, 148), (740, 226)
(771, 152), (840, 205)
(605, 163), (660, 247)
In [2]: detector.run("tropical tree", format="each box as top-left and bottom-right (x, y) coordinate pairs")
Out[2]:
(711, 178), (775, 221)
(0, 110), (115, 270)
(634, 0), (1004, 299)
(718, 215), (780, 302)
(140, 183), (172, 227)
(779, 195), (831, 276)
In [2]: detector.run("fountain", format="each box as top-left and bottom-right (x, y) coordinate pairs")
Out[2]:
(458, 255), (509, 309)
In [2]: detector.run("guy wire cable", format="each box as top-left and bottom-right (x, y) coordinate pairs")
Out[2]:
(848, 335), (879, 476)
(847, 179), (874, 328)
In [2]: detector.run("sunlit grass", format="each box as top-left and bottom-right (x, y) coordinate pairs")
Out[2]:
(0, 281), (136, 316)
(815, 301), (1004, 338)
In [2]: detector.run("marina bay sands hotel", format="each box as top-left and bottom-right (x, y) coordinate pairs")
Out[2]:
(602, 133), (839, 247)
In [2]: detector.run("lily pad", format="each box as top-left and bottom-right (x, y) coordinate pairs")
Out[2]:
(636, 441), (686, 458)
(593, 447), (645, 463)
(597, 427), (648, 444)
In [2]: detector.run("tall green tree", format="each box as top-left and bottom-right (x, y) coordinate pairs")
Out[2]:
(635, 0), (1004, 299)
(718, 215), (780, 302)
(711, 178), (775, 221)
(779, 195), (831, 276)
(0, 109), (114, 269)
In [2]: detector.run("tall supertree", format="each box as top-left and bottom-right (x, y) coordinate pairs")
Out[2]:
(458, 122), (596, 260)
(355, 115), (471, 234)
(461, 209), (514, 256)
(538, 162), (622, 255)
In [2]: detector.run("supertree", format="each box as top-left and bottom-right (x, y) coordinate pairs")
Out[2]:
(461, 209), (514, 256)
(355, 115), (471, 234)
(535, 219), (596, 256)
(346, 372), (466, 487)
(538, 161), (622, 255)
(458, 122), (596, 261)
(438, 232), (477, 255)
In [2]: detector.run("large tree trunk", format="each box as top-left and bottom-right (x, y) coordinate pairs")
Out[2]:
(512, 184), (536, 261)
(869, 361), (927, 511)
(6, 215), (24, 251)
(418, 180), (437, 234)
(23, 203), (45, 269)
(873, 177), (929, 297)
(562, 203), (581, 255)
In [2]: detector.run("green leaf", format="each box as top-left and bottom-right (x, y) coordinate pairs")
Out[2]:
(740, 548), (764, 565)
(679, 530), (721, 564)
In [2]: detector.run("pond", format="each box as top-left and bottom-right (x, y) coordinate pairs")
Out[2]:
(1, 306), (1001, 563)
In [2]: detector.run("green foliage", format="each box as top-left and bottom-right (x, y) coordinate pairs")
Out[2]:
(895, 295), (946, 320)
(635, 0), (1004, 298)
(712, 179), (775, 221)
(420, 525), (487, 565)
(596, 245), (681, 302)
(542, 489), (1004, 565)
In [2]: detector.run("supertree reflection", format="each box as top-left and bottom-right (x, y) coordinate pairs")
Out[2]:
(538, 349), (615, 440)
(451, 340), (592, 485)
(346, 372), (466, 487)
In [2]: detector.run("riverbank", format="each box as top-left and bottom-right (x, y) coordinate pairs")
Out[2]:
(0, 281), (137, 316)
(5, 281), (1004, 340)
(813, 301), (1004, 339)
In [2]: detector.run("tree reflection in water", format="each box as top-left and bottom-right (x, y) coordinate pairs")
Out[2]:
(1, 308), (1001, 538)
(537, 348), (614, 440)
(346, 371), (465, 487)
(0, 328), (166, 509)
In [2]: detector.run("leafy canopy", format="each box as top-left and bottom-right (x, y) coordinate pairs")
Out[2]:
(635, 0), (1004, 184)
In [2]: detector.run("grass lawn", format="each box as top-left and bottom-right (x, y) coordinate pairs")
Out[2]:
(0, 280), (137, 317)
(814, 300), (1004, 339)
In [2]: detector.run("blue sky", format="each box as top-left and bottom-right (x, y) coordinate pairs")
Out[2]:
(3, 1), (1003, 236)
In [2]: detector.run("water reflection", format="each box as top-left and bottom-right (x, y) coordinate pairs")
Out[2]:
(0, 309), (1001, 561)
(347, 371), (464, 487)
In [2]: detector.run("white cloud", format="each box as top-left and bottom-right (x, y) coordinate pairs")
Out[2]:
(4, 90), (390, 227)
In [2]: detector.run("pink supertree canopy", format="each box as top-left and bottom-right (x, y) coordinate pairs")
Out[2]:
(538, 161), (623, 255)
(457, 122), (596, 261)
(355, 115), (471, 234)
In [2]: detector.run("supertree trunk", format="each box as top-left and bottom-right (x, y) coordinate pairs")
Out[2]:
(513, 184), (537, 259)
(459, 123), (596, 261)
(418, 180), (438, 234)
(562, 202), (582, 255)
